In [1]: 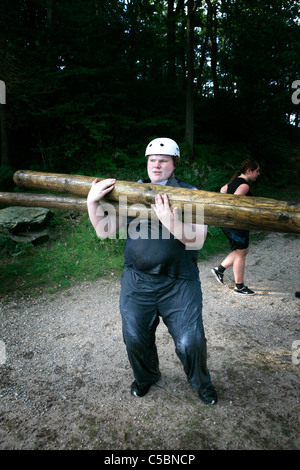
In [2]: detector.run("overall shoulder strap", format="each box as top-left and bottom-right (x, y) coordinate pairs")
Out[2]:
(166, 177), (181, 187)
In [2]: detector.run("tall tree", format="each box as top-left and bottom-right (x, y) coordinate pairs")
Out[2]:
(0, 0), (10, 166)
(185, 0), (199, 153)
(206, 0), (219, 100)
(220, 0), (300, 133)
(166, 0), (184, 85)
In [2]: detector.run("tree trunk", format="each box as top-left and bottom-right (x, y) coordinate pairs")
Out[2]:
(167, 0), (184, 85)
(185, 1), (197, 154)
(211, 1), (219, 99)
(0, 0), (9, 166)
(167, 0), (177, 83)
(195, 11), (210, 95)
(12, 170), (300, 234)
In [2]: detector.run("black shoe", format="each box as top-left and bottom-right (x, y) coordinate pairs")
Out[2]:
(198, 385), (218, 405)
(234, 285), (255, 296)
(211, 267), (224, 284)
(131, 381), (152, 397)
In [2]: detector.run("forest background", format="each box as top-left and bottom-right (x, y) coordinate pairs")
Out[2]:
(1, 0), (300, 188)
(0, 0), (299, 295)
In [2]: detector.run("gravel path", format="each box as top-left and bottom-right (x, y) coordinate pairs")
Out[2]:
(0, 232), (299, 450)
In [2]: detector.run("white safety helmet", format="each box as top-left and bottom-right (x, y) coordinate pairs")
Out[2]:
(145, 137), (180, 159)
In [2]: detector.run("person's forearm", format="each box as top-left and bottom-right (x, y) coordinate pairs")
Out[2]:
(87, 200), (122, 238)
(87, 178), (125, 238)
(87, 201), (101, 232)
(152, 194), (207, 249)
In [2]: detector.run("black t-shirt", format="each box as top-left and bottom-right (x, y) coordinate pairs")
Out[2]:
(123, 178), (200, 280)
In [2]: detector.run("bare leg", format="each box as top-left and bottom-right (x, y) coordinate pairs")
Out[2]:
(232, 248), (249, 284)
(220, 248), (249, 284)
(220, 251), (236, 269)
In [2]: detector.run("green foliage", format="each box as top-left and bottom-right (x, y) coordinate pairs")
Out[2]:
(0, 233), (17, 254)
(0, 165), (15, 191)
(1, 0), (299, 175)
(176, 142), (255, 191)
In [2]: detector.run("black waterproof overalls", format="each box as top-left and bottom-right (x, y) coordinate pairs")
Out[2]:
(119, 177), (213, 394)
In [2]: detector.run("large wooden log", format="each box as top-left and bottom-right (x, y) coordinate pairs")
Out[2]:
(0, 192), (153, 219)
(13, 170), (300, 233)
(0, 192), (88, 212)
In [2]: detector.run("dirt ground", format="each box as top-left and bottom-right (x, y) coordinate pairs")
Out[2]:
(0, 232), (299, 451)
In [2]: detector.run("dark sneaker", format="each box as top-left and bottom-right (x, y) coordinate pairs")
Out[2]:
(234, 285), (255, 296)
(211, 267), (224, 284)
(131, 381), (152, 397)
(198, 385), (218, 405)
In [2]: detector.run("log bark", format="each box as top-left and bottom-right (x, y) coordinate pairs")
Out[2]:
(0, 192), (88, 212)
(12, 170), (300, 233)
(0, 192), (153, 219)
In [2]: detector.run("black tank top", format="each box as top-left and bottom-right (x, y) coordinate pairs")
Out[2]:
(227, 177), (252, 196)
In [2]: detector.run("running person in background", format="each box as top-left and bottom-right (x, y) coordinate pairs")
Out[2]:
(211, 159), (260, 296)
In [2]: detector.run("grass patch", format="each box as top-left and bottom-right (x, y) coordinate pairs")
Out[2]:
(0, 211), (229, 298)
(0, 211), (125, 297)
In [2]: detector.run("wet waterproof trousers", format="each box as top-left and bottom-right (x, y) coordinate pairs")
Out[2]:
(119, 267), (213, 393)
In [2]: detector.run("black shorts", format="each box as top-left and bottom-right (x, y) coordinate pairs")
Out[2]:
(221, 227), (249, 251)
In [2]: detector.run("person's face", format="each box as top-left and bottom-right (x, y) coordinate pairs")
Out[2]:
(248, 167), (260, 182)
(147, 155), (175, 183)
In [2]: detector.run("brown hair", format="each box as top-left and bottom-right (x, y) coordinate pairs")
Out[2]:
(227, 158), (260, 185)
(172, 156), (180, 169)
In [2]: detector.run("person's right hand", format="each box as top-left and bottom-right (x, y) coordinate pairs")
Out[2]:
(87, 178), (116, 204)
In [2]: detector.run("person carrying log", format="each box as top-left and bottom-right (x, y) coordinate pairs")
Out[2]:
(211, 159), (261, 295)
(87, 137), (218, 405)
